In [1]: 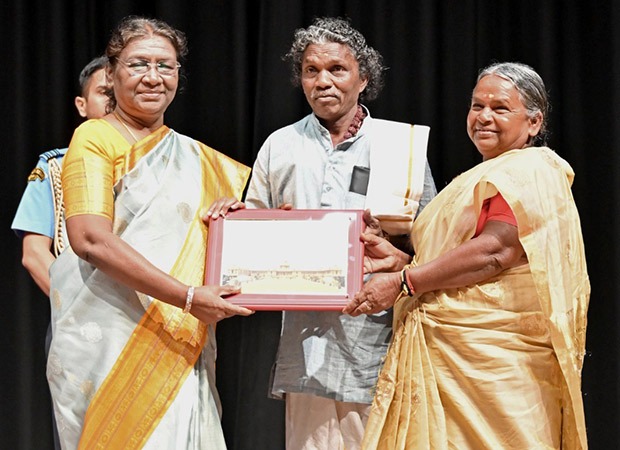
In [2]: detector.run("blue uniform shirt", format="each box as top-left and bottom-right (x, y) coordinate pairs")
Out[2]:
(12, 148), (67, 238)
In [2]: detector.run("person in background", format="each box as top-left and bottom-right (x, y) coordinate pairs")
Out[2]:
(209, 16), (436, 450)
(47, 16), (252, 448)
(12, 55), (109, 296)
(11, 55), (109, 450)
(345, 62), (589, 449)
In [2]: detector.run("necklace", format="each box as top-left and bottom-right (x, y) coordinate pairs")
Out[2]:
(113, 111), (140, 143)
(343, 104), (367, 139)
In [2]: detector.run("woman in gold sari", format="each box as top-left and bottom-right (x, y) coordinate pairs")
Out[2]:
(47, 16), (252, 449)
(344, 62), (589, 449)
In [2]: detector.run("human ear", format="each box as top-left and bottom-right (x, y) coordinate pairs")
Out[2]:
(74, 96), (87, 118)
(359, 76), (369, 94)
(528, 111), (543, 137)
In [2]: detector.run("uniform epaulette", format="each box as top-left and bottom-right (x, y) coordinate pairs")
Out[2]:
(27, 148), (68, 181)
(39, 148), (68, 162)
(27, 167), (46, 182)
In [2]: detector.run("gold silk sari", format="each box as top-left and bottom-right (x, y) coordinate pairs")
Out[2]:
(48, 120), (250, 449)
(363, 147), (590, 450)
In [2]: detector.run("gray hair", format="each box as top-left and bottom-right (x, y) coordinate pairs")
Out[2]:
(284, 17), (385, 102)
(477, 62), (550, 146)
(106, 16), (188, 63)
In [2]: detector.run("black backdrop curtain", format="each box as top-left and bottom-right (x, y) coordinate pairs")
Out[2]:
(1, 1), (618, 448)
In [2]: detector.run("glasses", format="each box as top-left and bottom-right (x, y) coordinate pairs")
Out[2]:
(117, 59), (181, 77)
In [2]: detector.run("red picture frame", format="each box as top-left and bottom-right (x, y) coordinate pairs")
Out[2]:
(205, 209), (365, 310)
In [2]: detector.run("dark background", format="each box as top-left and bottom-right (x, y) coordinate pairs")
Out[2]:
(1, 1), (617, 448)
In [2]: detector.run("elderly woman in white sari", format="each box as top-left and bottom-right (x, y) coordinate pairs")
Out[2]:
(344, 62), (590, 449)
(47, 16), (252, 449)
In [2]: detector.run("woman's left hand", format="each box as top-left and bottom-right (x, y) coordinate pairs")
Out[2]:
(203, 197), (245, 221)
(343, 271), (401, 316)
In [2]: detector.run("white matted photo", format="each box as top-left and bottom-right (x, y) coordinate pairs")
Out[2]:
(205, 209), (365, 310)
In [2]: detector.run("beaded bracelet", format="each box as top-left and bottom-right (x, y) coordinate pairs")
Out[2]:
(183, 286), (195, 314)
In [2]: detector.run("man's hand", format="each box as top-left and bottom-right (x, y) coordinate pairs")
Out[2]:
(362, 209), (383, 238)
(362, 232), (411, 274)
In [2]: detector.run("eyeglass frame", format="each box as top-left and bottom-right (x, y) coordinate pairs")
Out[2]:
(116, 58), (181, 77)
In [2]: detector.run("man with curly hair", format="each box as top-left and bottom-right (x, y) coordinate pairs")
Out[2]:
(244, 17), (437, 449)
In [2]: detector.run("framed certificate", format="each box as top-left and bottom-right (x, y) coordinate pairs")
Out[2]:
(205, 209), (365, 310)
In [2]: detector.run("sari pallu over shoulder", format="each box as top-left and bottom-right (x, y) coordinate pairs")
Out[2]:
(479, 147), (589, 450)
(48, 128), (250, 449)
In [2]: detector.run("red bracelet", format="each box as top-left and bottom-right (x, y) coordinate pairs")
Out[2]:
(400, 264), (415, 296)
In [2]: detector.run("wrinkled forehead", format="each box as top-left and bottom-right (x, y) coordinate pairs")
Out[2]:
(302, 41), (356, 62)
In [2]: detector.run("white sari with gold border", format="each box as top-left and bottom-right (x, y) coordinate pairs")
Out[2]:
(48, 125), (249, 449)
